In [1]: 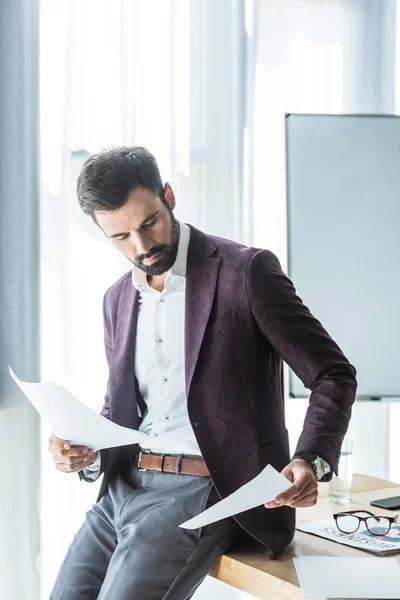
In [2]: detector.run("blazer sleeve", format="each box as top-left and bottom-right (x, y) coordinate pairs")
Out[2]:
(79, 291), (112, 482)
(246, 249), (357, 478)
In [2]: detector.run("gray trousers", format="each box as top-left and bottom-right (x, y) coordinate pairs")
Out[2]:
(50, 461), (240, 600)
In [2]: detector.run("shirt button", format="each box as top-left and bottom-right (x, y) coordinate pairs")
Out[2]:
(160, 298), (166, 303)
(162, 377), (169, 383)
(165, 415), (170, 420)
(158, 338), (163, 343)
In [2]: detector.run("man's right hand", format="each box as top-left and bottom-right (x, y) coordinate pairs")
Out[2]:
(48, 434), (98, 473)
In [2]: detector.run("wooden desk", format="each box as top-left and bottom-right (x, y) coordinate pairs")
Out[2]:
(210, 474), (400, 600)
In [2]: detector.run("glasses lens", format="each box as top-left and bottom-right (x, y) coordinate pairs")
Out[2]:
(336, 515), (359, 533)
(366, 517), (391, 536)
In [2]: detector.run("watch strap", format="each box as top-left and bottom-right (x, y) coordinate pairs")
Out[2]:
(291, 451), (331, 481)
(292, 451), (319, 464)
(292, 451), (318, 477)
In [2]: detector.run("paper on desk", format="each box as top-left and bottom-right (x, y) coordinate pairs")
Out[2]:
(293, 556), (400, 599)
(179, 464), (293, 529)
(8, 366), (151, 452)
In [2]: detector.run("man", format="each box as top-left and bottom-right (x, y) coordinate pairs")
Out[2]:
(48, 146), (357, 599)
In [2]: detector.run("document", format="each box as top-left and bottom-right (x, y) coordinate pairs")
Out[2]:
(8, 366), (171, 452)
(179, 464), (293, 529)
(293, 556), (400, 599)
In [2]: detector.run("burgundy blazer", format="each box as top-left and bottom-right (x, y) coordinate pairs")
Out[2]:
(82, 224), (357, 559)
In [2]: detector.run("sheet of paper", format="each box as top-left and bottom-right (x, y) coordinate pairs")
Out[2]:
(293, 556), (400, 599)
(179, 464), (293, 529)
(9, 366), (158, 452)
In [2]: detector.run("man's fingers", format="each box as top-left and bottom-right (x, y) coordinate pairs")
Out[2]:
(49, 434), (89, 455)
(274, 482), (307, 505)
(276, 470), (316, 505)
(53, 454), (91, 467)
(55, 462), (83, 473)
(265, 476), (318, 508)
(265, 471), (317, 508)
(54, 455), (93, 472)
(265, 487), (317, 509)
(49, 444), (92, 459)
(48, 434), (70, 455)
(48, 433), (96, 473)
(284, 480), (316, 504)
(288, 490), (318, 508)
(49, 434), (70, 450)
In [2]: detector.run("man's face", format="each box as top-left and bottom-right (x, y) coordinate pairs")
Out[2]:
(94, 184), (180, 277)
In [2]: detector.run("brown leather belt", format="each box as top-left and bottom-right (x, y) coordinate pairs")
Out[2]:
(132, 449), (210, 477)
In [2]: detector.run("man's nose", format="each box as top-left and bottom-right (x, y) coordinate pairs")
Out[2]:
(131, 233), (150, 257)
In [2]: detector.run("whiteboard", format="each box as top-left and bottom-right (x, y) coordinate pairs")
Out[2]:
(285, 114), (400, 397)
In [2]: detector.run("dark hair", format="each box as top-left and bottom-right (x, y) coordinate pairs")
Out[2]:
(76, 146), (167, 219)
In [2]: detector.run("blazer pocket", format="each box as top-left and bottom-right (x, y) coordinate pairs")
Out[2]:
(259, 429), (290, 472)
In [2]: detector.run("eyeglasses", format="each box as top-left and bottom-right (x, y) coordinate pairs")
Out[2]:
(333, 510), (399, 536)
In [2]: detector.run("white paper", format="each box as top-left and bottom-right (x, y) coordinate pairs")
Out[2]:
(293, 556), (400, 599)
(8, 366), (170, 452)
(179, 464), (293, 529)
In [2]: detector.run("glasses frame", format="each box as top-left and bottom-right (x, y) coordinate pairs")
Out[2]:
(333, 510), (399, 536)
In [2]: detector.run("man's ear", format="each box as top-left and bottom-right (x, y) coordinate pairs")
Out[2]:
(164, 183), (176, 211)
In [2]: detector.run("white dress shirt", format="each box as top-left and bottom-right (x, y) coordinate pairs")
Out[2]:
(132, 220), (201, 455)
(84, 220), (200, 478)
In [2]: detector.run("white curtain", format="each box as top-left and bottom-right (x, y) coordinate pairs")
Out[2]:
(40, 1), (247, 598)
(39, 0), (398, 598)
(1, 1), (40, 599)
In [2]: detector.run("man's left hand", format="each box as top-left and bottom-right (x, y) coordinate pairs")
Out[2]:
(264, 458), (318, 509)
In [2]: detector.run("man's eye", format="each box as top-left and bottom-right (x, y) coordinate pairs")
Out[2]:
(142, 219), (157, 229)
(114, 218), (156, 240)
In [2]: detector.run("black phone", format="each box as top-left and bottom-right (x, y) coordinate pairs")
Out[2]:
(370, 495), (400, 510)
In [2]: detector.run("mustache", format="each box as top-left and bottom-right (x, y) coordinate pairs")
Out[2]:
(140, 245), (168, 261)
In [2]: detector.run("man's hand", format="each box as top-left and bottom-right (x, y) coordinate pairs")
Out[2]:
(48, 433), (98, 473)
(264, 458), (318, 509)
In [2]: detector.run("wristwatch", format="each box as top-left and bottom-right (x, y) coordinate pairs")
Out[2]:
(291, 451), (331, 482)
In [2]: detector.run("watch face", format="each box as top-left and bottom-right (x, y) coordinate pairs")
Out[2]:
(314, 457), (328, 480)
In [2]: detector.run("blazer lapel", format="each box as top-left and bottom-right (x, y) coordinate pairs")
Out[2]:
(185, 226), (220, 398)
(109, 225), (220, 426)
(110, 277), (140, 429)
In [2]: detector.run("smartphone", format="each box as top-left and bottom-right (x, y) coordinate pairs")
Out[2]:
(370, 495), (400, 510)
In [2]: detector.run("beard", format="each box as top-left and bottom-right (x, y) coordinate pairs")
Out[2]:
(132, 210), (180, 277)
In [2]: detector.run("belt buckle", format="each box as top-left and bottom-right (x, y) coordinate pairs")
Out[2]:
(137, 449), (150, 471)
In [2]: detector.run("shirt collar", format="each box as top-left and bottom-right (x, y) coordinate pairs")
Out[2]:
(131, 219), (190, 291)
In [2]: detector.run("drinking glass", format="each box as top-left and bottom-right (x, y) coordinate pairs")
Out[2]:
(329, 437), (354, 503)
